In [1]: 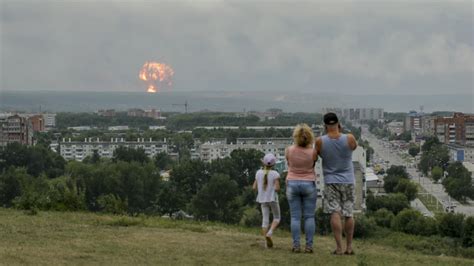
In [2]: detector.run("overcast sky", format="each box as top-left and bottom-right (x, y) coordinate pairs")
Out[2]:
(1, 0), (473, 95)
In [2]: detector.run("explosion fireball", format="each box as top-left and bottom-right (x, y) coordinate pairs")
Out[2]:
(139, 61), (174, 93)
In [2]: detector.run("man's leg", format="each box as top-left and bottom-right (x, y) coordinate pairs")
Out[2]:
(342, 184), (355, 254)
(344, 216), (354, 253)
(330, 212), (343, 254)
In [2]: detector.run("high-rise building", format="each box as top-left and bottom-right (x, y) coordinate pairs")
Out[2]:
(0, 114), (34, 146)
(434, 112), (474, 145)
(322, 107), (384, 121)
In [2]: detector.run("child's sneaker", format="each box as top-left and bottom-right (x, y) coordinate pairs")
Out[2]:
(265, 236), (273, 248)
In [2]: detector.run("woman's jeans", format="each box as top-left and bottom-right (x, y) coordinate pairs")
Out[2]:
(286, 180), (317, 248)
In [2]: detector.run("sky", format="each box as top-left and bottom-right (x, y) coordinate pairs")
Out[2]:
(1, 0), (473, 95)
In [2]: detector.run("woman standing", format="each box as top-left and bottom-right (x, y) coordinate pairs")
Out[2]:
(285, 123), (318, 253)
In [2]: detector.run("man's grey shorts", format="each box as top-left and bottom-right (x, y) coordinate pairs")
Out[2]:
(323, 184), (355, 217)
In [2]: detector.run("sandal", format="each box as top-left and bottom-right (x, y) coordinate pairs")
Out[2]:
(332, 250), (343, 255)
(292, 247), (301, 253)
(344, 250), (355, 255)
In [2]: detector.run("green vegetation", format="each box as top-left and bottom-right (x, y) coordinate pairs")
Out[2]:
(443, 162), (474, 203)
(418, 137), (449, 176)
(56, 111), (322, 131)
(0, 208), (472, 265)
(408, 144), (420, 157)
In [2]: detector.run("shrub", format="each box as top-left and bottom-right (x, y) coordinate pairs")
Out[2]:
(394, 179), (418, 201)
(366, 193), (409, 215)
(392, 209), (437, 236)
(316, 207), (331, 235)
(97, 194), (128, 215)
(240, 207), (261, 227)
(371, 208), (394, 228)
(353, 215), (377, 239)
(437, 212), (465, 238)
(48, 176), (86, 211)
(462, 216), (474, 247)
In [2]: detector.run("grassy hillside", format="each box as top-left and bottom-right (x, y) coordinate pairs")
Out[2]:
(0, 208), (471, 265)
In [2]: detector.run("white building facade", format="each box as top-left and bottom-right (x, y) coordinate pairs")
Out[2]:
(58, 138), (168, 161)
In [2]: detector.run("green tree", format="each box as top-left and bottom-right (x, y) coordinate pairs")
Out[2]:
(421, 136), (440, 152)
(394, 179), (418, 201)
(408, 144), (420, 157)
(419, 145), (449, 175)
(438, 212), (465, 238)
(190, 174), (241, 223)
(462, 216), (474, 247)
(230, 149), (265, 188)
(392, 209), (438, 236)
(0, 167), (29, 207)
(366, 193), (409, 215)
(170, 159), (210, 199)
(398, 131), (412, 142)
(442, 162), (474, 202)
(154, 152), (173, 170)
(431, 166), (443, 183)
(386, 165), (409, 179)
(113, 146), (149, 164)
(155, 182), (185, 216)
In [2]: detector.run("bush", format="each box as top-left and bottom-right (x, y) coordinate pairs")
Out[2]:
(48, 176), (86, 211)
(371, 208), (394, 228)
(316, 207), (331, 235)
(392, 209), (438, 236)
(366, 193), (409, 215)
(438, 212), (465, 238)
(462, 216), (474, 247)
(240, 207), (261, 227)
(394, 179), (418, 201)
(97, 194), (129, 215)
(13, 175), (51, 211)
(190, 174), (242, 223)
(353, 215), (377, 239)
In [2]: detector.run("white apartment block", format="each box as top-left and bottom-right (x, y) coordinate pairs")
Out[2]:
(199, 139), (290, 163)
(43, 113), (56, 130)
(322, 108), (384, 121)
(58, 138), (168, 161)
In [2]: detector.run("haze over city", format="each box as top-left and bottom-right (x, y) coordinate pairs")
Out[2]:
(1, 0), (472, 99)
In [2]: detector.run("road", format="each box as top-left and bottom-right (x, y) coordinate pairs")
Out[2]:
(361, 128), (474, 217)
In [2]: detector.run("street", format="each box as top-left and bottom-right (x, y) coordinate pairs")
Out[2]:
(361, 128), (474, 217)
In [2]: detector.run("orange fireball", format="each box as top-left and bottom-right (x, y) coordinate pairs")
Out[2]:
(139, 61), (174, 93)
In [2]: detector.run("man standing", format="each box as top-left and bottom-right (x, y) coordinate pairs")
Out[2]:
(316, 112), (357, 255)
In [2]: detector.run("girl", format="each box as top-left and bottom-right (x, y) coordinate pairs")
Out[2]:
(253, 153), (281, 248)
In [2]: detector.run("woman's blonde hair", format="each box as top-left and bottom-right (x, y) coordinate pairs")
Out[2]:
(293, 123), (314, 147)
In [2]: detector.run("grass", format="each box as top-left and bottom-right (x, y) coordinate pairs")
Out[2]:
(0, 208), (472, 265)
(417, 184), (445, 215)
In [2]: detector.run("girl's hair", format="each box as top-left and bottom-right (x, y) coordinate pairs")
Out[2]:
(263, 165), (272, 190)
(293, 123), (314, 147)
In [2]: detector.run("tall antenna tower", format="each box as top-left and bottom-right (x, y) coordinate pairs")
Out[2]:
(172, 100), (188, 113)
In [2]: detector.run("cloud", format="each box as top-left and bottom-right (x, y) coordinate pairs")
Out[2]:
(0, 0), (472, 95)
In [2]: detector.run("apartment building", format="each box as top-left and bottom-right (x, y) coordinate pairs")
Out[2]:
(0, 114), (34, 146)
(198, 138), (290, 163)
(322, 107), (384, 121)
(58, 138), (168, 161)
(434, 112), (474, 145)
(404, 111), (422, 133)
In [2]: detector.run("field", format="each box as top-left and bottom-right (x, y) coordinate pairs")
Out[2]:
(0, 208), (472, 265)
